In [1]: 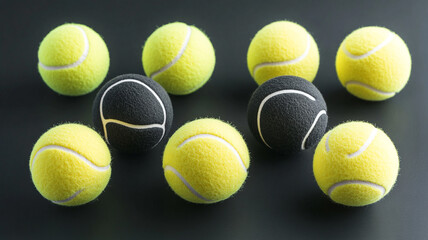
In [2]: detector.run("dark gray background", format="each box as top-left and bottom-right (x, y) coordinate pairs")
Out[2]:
(1, 0), (426, 239)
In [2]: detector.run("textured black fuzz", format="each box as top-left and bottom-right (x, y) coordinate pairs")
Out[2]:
(93, 74), (173, 153)
(247, 75), (327, 154)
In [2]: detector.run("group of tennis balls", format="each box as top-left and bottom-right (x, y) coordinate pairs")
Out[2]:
(30, 20), (411, 207)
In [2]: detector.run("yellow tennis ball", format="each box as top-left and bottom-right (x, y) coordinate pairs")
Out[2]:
(38, 23), (110, 96)
(162, 118), (250, 204)
(142, 22), (215, 95)
(313, 121), (399, 207)
(336, 26), (411, 101)
(29, 123), (111, 206)
(247, 20), (320, 85)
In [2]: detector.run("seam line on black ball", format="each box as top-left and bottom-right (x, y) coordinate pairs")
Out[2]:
(342, 32), (394, 60)
(51, 188), (85, 204)
(164, 165), (213, 202)
(327, 180), (386, 197)
(99, 79), (167, 145)
(301, 110), (327, 150)
(178, 134), (247, 172)
(344, 81), (396, 96)
(257, 89), (317, 149)
(149, 26), (192, 78)
(252, 33), (310, 76)
(31, 145), (110, 171)
(38, 25), (89, 70)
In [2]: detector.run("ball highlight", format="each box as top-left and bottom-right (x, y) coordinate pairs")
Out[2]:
(38, 23), (109, 96)
(336, 26), (411, 101)
(142, 22), (215, 95)
(162, 118), (249, 203)
(29, 123), (111, 206)
(313, 121), (399, 206)
(247, 21), (319, 85)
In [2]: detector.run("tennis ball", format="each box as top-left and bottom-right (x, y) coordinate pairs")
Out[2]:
(247, 20), (320, 85)
(336, 26), (411, 101)
(38, 23), (110, 96)
(29, 123), (111, 206)
(142, 22), (215, 95)
(247, 75), (327, 153)
(92, 74), (173, 153)
(163, 118), (250, 204)
(313, 121), (399, 207)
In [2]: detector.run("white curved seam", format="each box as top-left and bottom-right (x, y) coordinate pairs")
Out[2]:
(31, 145), (110, 171)
(301, 110), (327, 150)
(39, 25), (89, 70)
(257, 89), (316, 148)
(164, 165), (212, 202)
(325, 132), (332, 152)
(252, 33), (311, 76)
(51, 189), (85, 204)
(343, 32), (394, 60)
(99, 79), (166, 145)
(149, 26), (192, 78)
(345, 81), (396, 96)
(328, 180), (386, 197)
(103, 120), (164, 130)
(348, 128), (378, 158)
(178, 134), (247, 172)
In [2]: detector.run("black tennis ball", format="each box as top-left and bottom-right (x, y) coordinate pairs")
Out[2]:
(247, 75), (328, 154)
(92, 74), (173, 153)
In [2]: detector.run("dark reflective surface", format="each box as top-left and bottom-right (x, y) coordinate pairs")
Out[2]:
(0, 0), (426, 239)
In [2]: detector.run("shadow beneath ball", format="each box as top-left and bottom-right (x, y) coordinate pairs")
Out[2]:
(105, 142), (223, 225)
(248, 136), (310, 164)
(5, 77), (94, 106)
(121, 177), (224, 231)
(321, 86), (400, 129)
(289, 189), (369, 222)
(214, 77), (257, 104)
(111, 148), (155, 162)
(323, 87), (386, 113)
(3, 76), (98, 125)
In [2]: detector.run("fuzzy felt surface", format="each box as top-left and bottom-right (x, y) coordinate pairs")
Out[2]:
(336, 26), (411, 101)
(163, 118), (249, 204)
(38, 23), (109, 96)
(29, 124), (111, 206)
(247, 76), (327, 154)
(313, 121), (399, 206)
(92, 74), (173, 153)
(247, 21), (319, 85)
(142, 22), (215, 95)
